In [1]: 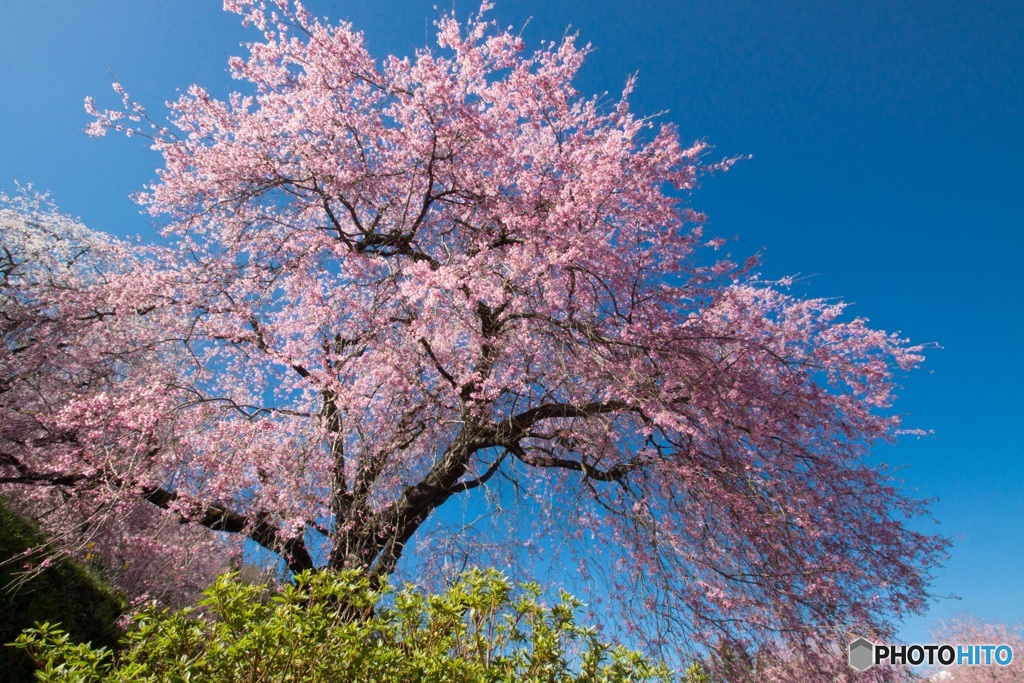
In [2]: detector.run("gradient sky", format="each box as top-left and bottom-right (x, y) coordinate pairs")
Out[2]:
(1, 0), (1021, 647)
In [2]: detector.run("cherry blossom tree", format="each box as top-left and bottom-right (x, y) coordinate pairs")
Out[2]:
(6, 0), (948, 662)
(0, 189), (228, 606)
(927, 615), (1023, 682)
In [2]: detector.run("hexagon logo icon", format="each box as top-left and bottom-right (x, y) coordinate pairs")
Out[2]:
(848, 637), (875, 671)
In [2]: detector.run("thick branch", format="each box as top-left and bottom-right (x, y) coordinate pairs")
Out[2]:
(141, 486), (315, 572)
(353, 232), (438, 267)
(0, 470), (93, 487)
(0, 450), (95, 487)
(507, 443), (638, 483)
(322, 387), (348, 520)
(498, 400), (630, 440)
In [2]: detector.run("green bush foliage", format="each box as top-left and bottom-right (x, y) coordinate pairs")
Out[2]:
(12, 567), (679, 682)
(0, 499), (126, 683)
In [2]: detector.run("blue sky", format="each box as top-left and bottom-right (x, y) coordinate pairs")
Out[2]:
(2, 0), (1021, 647)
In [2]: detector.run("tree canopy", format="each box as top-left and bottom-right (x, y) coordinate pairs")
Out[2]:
(2, 0), (946, 664)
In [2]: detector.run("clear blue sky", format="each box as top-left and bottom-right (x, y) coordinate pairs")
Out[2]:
(2, 0), (1021, 646)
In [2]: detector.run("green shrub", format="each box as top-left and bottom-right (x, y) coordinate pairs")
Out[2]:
(0, 499), (126, 683)
(12, 567), (677, 682)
